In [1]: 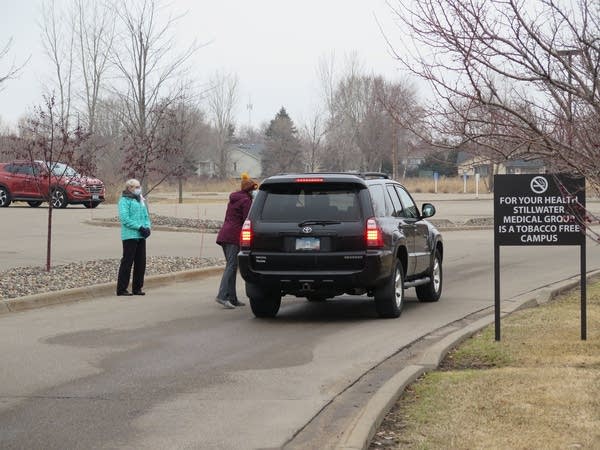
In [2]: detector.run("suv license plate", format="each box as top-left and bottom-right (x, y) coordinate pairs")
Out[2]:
(92, 194), (99, 200)
(296, 237), (320, 251)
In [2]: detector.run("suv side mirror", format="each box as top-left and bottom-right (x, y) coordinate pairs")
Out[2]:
(421, 203), (436, 218)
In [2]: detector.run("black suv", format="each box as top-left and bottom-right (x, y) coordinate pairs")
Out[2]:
(238, 173), (443, 318)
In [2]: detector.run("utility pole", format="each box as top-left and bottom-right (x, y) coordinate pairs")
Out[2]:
(556, 48), (582, 148)
(246, 97), (253, 128)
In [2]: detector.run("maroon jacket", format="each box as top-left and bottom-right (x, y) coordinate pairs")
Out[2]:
(216, 190), (253, 245)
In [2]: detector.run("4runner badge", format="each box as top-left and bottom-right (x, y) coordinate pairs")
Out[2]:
(302, 227), (313, 234)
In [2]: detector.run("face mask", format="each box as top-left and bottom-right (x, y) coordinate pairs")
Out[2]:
(133, 188), (142, 196)
(251, 190), (257, 199)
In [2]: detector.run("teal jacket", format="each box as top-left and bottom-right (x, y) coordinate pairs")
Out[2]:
(118, 191), (151, 240)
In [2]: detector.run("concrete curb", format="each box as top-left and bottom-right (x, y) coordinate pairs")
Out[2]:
(337, 269), (600, 450)
(0, 266), (224, 315)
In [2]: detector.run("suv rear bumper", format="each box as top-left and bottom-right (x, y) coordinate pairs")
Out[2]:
(238, 249), (394, 294)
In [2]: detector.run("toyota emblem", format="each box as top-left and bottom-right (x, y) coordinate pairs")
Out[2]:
(302, 226), (313, 234)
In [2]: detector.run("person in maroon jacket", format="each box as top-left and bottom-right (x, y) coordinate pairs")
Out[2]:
(215, 173), (258, 308)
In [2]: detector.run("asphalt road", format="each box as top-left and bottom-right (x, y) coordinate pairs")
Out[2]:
(1, 194), (599, 449)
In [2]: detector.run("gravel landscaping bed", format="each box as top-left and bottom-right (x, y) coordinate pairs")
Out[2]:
(0, 256), (224, 300)
(430, 217), (493, 228)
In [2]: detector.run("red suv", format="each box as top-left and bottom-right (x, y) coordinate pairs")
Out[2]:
(0, 160), (105, 208)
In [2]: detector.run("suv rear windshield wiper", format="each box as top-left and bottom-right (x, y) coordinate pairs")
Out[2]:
(298, 220), (341, 226)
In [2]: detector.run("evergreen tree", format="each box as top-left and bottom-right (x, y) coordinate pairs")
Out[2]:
(262, 107), (303, 176)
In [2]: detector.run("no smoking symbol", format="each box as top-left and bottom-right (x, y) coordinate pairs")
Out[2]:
(530, 176), (548, 194)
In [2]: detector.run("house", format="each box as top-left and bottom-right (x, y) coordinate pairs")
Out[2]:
(457, 152), (546, 177)
(196, 143), (264, 178)
(401, 149), (428, 172)
(230, 143), (263, 177)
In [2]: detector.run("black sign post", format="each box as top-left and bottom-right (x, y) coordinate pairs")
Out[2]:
(494, 174), (586, 340)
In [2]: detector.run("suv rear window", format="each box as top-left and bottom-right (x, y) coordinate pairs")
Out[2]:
(261, 183), (362, 222)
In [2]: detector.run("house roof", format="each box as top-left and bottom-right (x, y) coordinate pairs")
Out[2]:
(503, 159), (545, 168)
(234, 143), (265, 159)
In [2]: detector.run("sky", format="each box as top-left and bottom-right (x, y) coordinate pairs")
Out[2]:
(0, 0), (408, 131)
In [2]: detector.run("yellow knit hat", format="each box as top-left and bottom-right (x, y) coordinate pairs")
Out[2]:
(241, 172), (258, 191)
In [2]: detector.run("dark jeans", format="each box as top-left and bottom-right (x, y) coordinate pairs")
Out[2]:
(117, 238), (146, 293)
(217, 243), (239, 302)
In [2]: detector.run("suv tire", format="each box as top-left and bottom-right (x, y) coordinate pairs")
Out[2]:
(27, 201), (42, 207)
(416, 249), (442, 302)
(247, 283), (281, 318)
(51, 188), (68, 208)
(0, 186), (11, 207)
(374, 259), (404, 318)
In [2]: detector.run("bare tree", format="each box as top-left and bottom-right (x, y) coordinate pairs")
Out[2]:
(300, 111), (327, 172)
(74, 0), (116, 134)
(327, 73), (397, 172)
(315, 54), (422, 174)
(40, 0), (75, 129)
(111, 0), (198, 187)
(375, 77), (426, 179)
(155, 98), (210, 201)
(18, 96), (92, 271)
(90, 96), (129, 187)
(206, 70), (238, 179)
(317, 52), (364, 171)
(386, 0), (600, 187)
(317, 51), (338, 126)
(0, 38), (29, 92)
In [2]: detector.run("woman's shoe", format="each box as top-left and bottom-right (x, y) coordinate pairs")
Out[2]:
(117, 291), (133, 296)
(215, 298), (235, 309)
(133, 291), (146, 296)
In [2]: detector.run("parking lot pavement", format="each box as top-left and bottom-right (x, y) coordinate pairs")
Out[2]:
(0, 203), (224, 272)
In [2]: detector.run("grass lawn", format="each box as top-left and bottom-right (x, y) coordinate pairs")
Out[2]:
(371, 282), (600, 449)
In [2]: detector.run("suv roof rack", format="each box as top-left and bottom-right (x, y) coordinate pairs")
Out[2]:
(274, 171), (390, 180)
(359, 172), (390, 179)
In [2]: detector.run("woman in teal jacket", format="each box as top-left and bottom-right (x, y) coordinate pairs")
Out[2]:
(116, 178), (151, 296)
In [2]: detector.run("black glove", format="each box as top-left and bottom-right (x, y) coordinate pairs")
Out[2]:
(138, 226), (151, 238)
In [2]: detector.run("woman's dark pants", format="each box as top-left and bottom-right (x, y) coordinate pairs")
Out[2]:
(117, 238), (146, 294)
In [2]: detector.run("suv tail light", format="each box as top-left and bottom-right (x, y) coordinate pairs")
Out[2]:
(240, 219), (253, 248)
(365, 218), (384, 248)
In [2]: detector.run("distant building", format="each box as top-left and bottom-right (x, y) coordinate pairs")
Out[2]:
(231, 143), (263, 177)
(457, 152), (546, 176)
(196, 143), (264, 179)
(401, 149), (428, 172)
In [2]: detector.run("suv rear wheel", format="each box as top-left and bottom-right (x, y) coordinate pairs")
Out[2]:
(416, 249), (442, 302)
(27, 201), (42, 207)
(0, 186), (11, 207)
(247, 283), (281, 318)
(374, 259), (404, 318)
